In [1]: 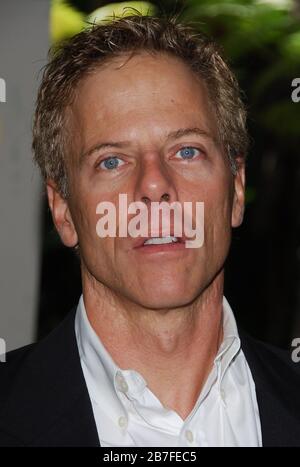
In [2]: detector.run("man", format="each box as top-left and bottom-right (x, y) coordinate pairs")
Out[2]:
(0, 15), (299, 447)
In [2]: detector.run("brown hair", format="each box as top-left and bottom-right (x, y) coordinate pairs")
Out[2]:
(32, 14), (248, 198)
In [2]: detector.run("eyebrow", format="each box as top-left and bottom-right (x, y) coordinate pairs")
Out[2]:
(80, 127), (216, 163)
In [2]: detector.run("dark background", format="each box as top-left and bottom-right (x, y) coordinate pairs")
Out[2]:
(37, 0), (300, 348)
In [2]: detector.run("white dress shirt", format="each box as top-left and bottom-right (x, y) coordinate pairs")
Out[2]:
(75, 295), (262, 447)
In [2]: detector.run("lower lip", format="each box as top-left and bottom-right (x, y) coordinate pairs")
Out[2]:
(134, 242), (187, 254)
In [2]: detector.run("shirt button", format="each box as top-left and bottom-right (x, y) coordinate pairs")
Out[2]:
(120, 380), (129, 392)
(118, 416), (128, 429)
(116, 372), (129, 393)
(185, 430), (194, 443)
(220, 388), (226, 402)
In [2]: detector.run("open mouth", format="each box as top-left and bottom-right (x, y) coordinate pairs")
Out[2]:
(143, 236), (180, 246)
(133, 235), (186, 253)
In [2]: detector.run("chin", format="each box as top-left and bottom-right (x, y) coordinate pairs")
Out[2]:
(134, 287), (199, 310)
(126, 272), (205, 310)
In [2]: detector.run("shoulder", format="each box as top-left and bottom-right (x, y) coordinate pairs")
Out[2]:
(240, 328), (300, 418)
(0, 307), (77, 393)
(240, 328), (300, 379)
(0, 308), (82, 446)
(0, 343), (36, 397)
(240, 329), (300, 446)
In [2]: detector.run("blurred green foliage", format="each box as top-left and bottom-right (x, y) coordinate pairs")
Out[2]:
(87, 2), (157, 23)
(180, 0), (300, 140)
(51, 0), (85, 43)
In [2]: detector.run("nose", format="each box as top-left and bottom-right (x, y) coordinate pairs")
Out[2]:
(134, 155), (178, 204)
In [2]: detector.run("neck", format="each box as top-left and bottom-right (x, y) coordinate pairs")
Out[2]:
(81, 268), (224, 420)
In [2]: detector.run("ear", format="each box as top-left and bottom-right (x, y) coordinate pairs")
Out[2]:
(46, 180), (78, 247)
(231, 158), (246, 228)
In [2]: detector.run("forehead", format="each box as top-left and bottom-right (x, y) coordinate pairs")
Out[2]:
(70, 52), (218, 148)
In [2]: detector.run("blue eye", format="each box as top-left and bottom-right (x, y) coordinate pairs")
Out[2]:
(100, 156), (124, 170)
(176, 147), (201, 160)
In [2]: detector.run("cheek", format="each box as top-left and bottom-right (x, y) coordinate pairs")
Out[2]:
(198, 176), (233, 236)
(71, 190), (122, 268)
(72, 173), (121, 231)
(207, 204), (233, 268)
(71, 192), (101, 244)
(181, 169), (232, 213)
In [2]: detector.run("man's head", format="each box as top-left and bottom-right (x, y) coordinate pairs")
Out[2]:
(33, 15), (247, 309)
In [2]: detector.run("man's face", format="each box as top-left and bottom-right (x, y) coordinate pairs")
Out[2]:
(52, 52), (245, 309)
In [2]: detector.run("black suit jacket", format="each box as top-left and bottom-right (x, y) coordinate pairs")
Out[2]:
(0, 308), (300, 447)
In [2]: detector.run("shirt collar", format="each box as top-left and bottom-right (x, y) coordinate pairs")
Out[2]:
(75, 295), (117, 386)
(214, 296), (241, 383)
(75, 295), (147, 409)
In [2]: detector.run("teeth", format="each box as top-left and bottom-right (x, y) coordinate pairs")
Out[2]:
(144, 236), (178, 245)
